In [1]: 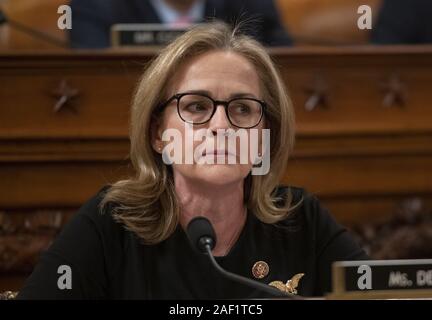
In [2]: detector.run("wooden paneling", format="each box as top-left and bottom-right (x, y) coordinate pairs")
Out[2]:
(0, 58), (139, 139)
(0, 161), (131, 208)
(286, 154), (432, 196)
(272, 47), (432, 135)
(0, 275), (28, 293)
(1, 0), (68, 51)
(276, 0), (382, 45)
(1, 47), (432, 291)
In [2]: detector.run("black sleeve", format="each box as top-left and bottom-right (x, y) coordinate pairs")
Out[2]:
(69, 0), (114, 48)
(307, 195), (369, 295)
(17, 192), (114, 299)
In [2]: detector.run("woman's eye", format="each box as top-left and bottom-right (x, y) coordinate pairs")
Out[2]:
(233, 104), (251, 114)
(186, 103), (207, 112)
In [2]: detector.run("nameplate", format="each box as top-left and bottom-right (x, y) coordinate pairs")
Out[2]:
(111, 24), (192, 47)
(331, 259), (432, 298)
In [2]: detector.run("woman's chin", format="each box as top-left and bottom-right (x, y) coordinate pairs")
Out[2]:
(192, 164), (250, 185)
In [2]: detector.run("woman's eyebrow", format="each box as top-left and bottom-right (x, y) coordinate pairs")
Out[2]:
(181, 90), (258, 99)
(182, 89), (211, 96)
(229, 92), (258, 99)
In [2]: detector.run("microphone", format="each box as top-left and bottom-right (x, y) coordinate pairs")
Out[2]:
(0, 8), (70, 49)
(186, 216), (301, 299)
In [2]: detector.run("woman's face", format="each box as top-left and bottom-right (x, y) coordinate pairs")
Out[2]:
(153, 50), (265, 186)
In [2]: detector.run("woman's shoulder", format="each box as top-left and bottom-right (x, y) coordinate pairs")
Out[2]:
(73, 185), (129, 243)
(274, 184), (306, 204)
(75, 185), (113, 222)
(270, 185), (367, 260)
(272, 185), (345, 235)
(274, 184), (323, 214)
(17, 186), (127, 299)
(59, 186), (131, 273)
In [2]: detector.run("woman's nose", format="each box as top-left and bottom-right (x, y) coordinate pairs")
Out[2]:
(208, 104), (231, 133)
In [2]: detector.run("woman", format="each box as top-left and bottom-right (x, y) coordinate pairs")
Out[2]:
(18, 22), (367, 299)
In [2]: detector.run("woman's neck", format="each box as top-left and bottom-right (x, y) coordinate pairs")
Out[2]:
(175, 174), (247, 256)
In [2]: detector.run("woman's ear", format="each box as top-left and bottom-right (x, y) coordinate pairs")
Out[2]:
(150, 116), (163, 154)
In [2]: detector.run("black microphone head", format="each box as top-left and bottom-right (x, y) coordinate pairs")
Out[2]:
(0, 9), (8, 25)
(186, 216), (216, 254)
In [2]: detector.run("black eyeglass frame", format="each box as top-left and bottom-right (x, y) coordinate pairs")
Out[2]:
(157, 92), (267, 129)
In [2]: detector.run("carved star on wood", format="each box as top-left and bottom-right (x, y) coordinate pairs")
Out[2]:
(381, 75), (406, 108)
(304, 75), (329, 111)
(50, 79), (80, 113)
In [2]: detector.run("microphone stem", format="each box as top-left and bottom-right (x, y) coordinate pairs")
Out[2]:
(204, 245), (301, 299)
(1, 11), (70, 49)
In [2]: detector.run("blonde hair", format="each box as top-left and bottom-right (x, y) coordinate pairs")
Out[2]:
(100, 22), (296, 244)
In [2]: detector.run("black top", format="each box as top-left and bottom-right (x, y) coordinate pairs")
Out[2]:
(68, 0), (292, 48)
(17, 186), (368, 299)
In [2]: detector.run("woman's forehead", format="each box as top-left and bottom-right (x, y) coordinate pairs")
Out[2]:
(170, 50), (261, 95)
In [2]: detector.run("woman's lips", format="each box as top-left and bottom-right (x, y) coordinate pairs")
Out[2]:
(202, 149), (237, 157)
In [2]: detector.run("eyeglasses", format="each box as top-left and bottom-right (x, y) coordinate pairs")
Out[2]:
(158, 93), (266, 129)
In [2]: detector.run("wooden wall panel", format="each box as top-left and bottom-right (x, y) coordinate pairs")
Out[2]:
(1, 47), (432, 292)
(276, 0), (381, 45)
(1, 0), (68, 50)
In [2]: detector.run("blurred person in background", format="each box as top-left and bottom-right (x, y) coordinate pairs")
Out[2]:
(69, 0), (292, 48)
(371, 0), (432, 44)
